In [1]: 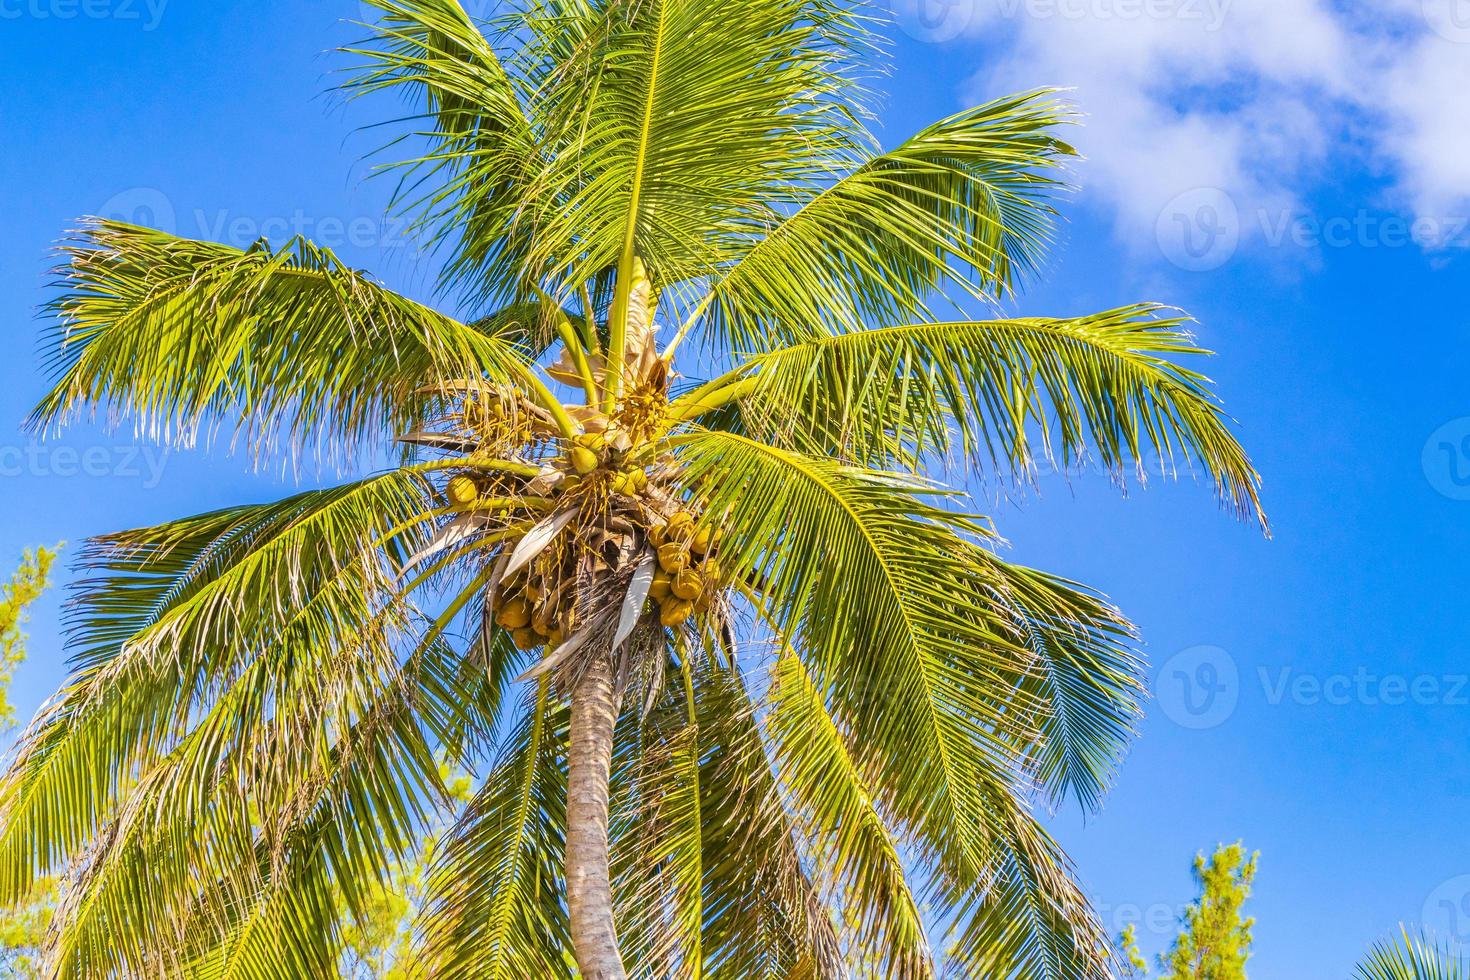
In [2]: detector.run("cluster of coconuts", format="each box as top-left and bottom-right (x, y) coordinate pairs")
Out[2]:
(564, 431), (649, 497)
(647, 511), (722, 627)
(492, 563), (578, 652)
(436, 427), (724, 652)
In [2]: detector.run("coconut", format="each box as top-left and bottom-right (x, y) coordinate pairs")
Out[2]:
(689, 526), (713, 555)
(672, 568), (703, 601)
(495, 597), (532, 631)
(702, 558), (723, 584)
(532, 603), (557, 635)
(657, 543), (689, 573)
(446, 475), (480, 509)
(512, 627), (540, 651)
(570, 446), (600, 475)
(648, 524), (668, 549)
(660, 599), (695, 628)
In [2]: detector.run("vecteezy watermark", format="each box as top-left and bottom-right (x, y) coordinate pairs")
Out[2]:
(0, 443), (170, 489)
(1156, 188), (1242, 272)
(1258, 667), (1470, 708)
(1157, 188), (1470, 272)
(0, 0), (167, 30)
(1423, 0), (1470, 44)
(1096, 898), (1190, 940)
(1257, 211), (1470, 251)
(1155, 645), (1239, 730)
(1157, 648), (1470, 730)
(1423, 418), (1470, 502)
(1424, 876), (1470, 951)
(887, 0), (1229, 42)
(95, 186), (413, 253)
(1097, 901), (1189, 948)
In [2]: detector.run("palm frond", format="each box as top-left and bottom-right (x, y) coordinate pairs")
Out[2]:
(0, 470), (439, 910)
(344, 0), (548, 299)
(416, 682), (575, 979)
(672, 432), (1029, 887)
(34, 222), (532, 461)
(37, 589), (455, 978)
(968, 554), (1143, 814)
(1355, 928), (1470, 980)
(939, 778), (1110, 980)
(612, 645), (843, 980)
(768, 653), (934, 978)
(682, 305), (1264, 523)
(510, 0), (868, 290)
(700, 91), (1075, 350)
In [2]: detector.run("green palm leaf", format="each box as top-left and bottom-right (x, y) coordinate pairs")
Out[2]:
(345, 0), (546, 298)
(509, 0), (864, 291)
(674, 430), (1025, 857)
(768, 653), (934, 978)
(1355, 929), (1470, 980)
(417, 682), (575, 979)
(969, 556), (1143, 813)
(700, 91), (1075, 350)
(35, 222), (533, 459)
(939, 780), (1108, 980)
(0, 471), (436, 906)
(611, 646), (843, 979)
(679, 305), (1264, 523)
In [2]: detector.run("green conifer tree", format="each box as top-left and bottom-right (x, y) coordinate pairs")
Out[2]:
(0, 548), (60, 980)
(1159, 842), (1259, 979)
(1116, 842), (1259, 979)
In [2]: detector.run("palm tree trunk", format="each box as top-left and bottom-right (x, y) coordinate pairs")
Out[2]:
(567, 653), (626, 979)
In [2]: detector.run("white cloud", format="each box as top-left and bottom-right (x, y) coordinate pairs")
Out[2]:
(926, 0), (1470, 262)
(1378, 30), (1470, 217)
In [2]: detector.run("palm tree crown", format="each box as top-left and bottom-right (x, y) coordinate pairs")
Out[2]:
(0, 0), (1263, 977)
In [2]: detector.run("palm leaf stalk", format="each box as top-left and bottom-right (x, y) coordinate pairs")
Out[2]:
(1, 0), (1265, 977)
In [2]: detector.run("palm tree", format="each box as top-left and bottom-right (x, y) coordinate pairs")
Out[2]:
(1356, 929), (1469, 979)
(0, 0), (1264, 976)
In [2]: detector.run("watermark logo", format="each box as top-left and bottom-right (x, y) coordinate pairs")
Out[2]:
(1096, 898), (1191, 940)
(1424, 418), (1470, 501)
(1424, 876), (1470, 951)
(97, 186), (178, 235)
(0, 443), (170, 489)
(1157, 189), (1470, 271)
(889, 0), (976, 41)
(888, 0), (1230, 39)
(1424, 0), (1470, 43)
(1155, 645), (1239, 730)
(1258, 667), (1469, 708)
(1156, 188), (1241, 272)
(0, 0), (168, 30)
(1158, 657), (1470, 729)
(91, 187), (412, 252)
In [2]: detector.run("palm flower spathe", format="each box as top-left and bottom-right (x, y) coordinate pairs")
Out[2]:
(0, 0), (1265, 977)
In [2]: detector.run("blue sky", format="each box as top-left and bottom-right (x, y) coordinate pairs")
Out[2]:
(2, 1), (1469, 975)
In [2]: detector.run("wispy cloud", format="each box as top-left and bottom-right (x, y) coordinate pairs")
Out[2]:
(901, 0), (1470, 265)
